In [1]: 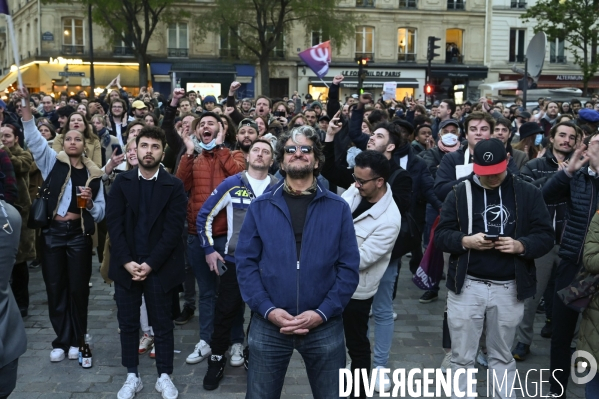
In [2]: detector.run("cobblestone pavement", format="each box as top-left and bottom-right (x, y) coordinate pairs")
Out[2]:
(10, 257), (585, 398)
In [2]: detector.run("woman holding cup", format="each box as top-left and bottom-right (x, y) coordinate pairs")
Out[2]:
(19, 86), (106, 364)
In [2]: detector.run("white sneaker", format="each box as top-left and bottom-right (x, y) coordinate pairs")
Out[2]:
(155, 373), (178, 399)
(50, 348), (65, 362)
(476, 349), (488, 367)
(373, 366), (391, 393)
(229, 343), (244, 367)
(393, 312), (397, 321)
(117, 373), (143, 399)
(138, 333), (154, 354)
(186, 340), (211, 364)
(440, 352), (452, 373)
(68, 346), (79, 360)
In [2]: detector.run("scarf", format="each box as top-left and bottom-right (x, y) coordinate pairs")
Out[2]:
(283, 178), (317, 196)
(98, 128), (111, 148)
(394, 143), (410, 158)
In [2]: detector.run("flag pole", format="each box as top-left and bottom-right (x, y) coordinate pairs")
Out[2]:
(5, 14), (25, 105)
(319, 78), (329, 89)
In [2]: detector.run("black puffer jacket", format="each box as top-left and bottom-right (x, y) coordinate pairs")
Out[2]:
(420, 146), (446, 180)
(435, 173), (554, 300)
(543, 168), (599, 263)
(520, 149), (570, 244)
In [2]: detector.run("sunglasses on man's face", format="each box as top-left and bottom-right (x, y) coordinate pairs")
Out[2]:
(284, 145), (313, 154)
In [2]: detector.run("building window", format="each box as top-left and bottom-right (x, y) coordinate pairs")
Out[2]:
(168, 23), (188, 58)
(399, 0), (417, 8)
(356, 26), (374, 59)
(510, 0), (526, 8)
(445, 29), (463, 63)
(220, 26), (239, 58)
(356, 0), (374, 7)
(550, 37), (566, 63)
(447, 0), (464, 10)
(509, 29), (526, 62)
(266, 26), (285, 59)
(311, 30), (330, 46)
(593, 33), (598, 64)
(397, 28), (416, 62)
(114, 32), (134, 56)
(63, 18), (84, 55)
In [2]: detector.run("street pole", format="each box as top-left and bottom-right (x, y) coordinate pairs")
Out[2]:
(88, 3), (95, 99)
(522, 57), (528, 107)
(357, 61), (364, 96)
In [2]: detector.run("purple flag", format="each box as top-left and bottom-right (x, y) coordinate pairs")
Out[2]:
(298, 41), (331, 79)
(0, 0), (9, 15)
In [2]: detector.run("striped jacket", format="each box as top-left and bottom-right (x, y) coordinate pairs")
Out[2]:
(197, 171), (278, 263)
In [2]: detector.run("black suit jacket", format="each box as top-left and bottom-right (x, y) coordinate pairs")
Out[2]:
(107, 167), (187, 292)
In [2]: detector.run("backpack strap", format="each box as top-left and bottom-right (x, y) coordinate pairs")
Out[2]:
(464, 179), (473, 235)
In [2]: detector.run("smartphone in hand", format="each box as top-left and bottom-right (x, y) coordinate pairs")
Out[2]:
(484, 235), (499, 242)
(111, 144), (123, 156)
(217, 260), (228, 276)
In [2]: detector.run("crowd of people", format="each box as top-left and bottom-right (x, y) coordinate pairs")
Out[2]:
(1, 73), (599, 399)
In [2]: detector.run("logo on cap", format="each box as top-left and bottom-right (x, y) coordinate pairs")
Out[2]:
(483, 152), (493, 162)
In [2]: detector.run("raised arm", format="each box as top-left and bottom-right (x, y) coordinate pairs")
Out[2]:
(226, 81), (244, 125)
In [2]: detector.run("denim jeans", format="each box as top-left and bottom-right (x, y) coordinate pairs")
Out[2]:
(247, 313), (346, 399)
(587, 373), (599, 399)
(447, 278), (524, 399)
(187, 234), (244, 344)
(371, 258), (399, 368)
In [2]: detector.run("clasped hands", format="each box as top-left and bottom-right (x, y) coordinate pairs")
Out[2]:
(124, 261), (152, 281)
(268, 308), (323, 335)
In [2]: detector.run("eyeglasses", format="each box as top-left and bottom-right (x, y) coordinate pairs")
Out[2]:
(352, 173), (380, 186)
(284, 145), (313, 154)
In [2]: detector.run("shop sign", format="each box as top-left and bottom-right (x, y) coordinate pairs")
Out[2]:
(341, 70), (402, 78)
(49, 57), (84, 65)
(556, 75), (583, 81)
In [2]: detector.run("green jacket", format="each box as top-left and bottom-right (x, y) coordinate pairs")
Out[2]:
(579, 211), (599, 360)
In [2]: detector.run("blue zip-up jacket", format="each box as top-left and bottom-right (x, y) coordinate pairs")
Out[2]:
(235, 179), (360, 322)
(197, 171), (278, 263)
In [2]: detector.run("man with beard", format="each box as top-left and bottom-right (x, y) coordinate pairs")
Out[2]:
(236, 126), (360, 398)
(255, 96), (271, 118)
(512, 121), (581, 361)
(176, 110), (246, 367)
(107, 126), (187, 399)
(130, 101), (148, 120)
(239, 98), (252, 118)
(538, 101), (559, 136)
(236, 119), (259, 154)
(197, 138), (278, 390)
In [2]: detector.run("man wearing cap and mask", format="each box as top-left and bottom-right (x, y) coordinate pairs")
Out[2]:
(434, 112), (520, 202)
(510, 111), (531, 145)
(434, 138), (553, 399)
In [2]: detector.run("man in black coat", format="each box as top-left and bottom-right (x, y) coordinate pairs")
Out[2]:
(434, 139), (553, 398)
(107, 126), (187, 399)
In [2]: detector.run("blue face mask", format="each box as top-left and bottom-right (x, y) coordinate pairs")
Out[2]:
(535, 134), (543, 146)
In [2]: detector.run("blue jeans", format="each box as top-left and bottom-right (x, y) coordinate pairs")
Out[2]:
(587, 373), (599, 399)
(371, 258), (399, 368)
(187, 234), (244, 344)
(247, 313), (346, 399)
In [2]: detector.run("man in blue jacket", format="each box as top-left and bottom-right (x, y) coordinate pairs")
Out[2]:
(236, 126), (360, 399)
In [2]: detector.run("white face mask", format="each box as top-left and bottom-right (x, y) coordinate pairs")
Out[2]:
(441, 133), (459, 146)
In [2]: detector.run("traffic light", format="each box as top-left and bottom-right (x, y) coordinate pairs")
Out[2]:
(355, 56), (370, 66)
(427, 36), (441, 61)
(425, 83), (433, 95)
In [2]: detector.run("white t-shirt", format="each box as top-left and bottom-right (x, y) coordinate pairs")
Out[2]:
(115, 123), (124, 147)
(246, 174), (269, 197)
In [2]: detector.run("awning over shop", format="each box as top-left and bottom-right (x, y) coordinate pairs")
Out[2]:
(430, 67), (488, 80)
(170, 61), (236, 74)
(310, 77), (419, 88)
(500, 73), (599, 89)
(0, 71), (18, 92)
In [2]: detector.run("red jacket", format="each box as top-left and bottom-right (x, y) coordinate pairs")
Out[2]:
(176, 147), (246, 235)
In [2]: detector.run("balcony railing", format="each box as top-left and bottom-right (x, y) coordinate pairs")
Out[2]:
(446, 54), (464, 64)
(113, 46), (134, 56)
(398, 53), (417, 62)
(168, 48), (188, 58)
(509, 54), (526, 63)
(356, 0), (374, 7)
(550, 55), (567, 63)
(355, 52), (375, 62)
(447, 1), (465, 10)
(511, 0), (527, 8)
(62, 45), (84, 55)
(219, 48), (240, 59)
(399, 0), (417, 8)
